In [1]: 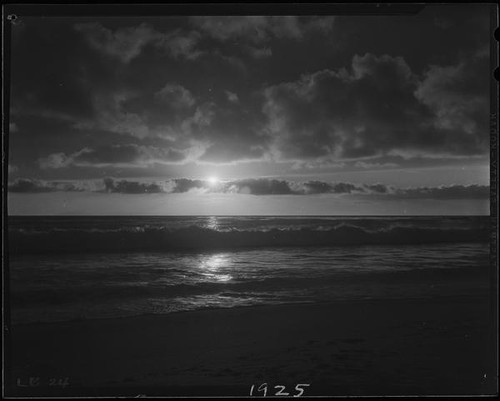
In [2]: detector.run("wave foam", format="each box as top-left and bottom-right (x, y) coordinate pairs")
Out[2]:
(8, 224), (489, 254)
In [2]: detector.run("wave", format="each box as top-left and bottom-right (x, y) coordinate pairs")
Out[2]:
(8, 224), (490, 254)
(11, 262), (487, 311)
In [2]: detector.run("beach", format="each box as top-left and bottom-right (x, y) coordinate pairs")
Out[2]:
(7, 295), (496, 397)
(6, 216), (496, 396)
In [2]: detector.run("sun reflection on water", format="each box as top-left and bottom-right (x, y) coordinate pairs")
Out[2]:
(206, 216), (219, 231)
(200, 253), (232, 282)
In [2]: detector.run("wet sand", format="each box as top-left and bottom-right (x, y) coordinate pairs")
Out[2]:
(6, 295), (497, 397)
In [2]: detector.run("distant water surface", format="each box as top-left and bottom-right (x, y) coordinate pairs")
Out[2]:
(8, 216), (491, 324)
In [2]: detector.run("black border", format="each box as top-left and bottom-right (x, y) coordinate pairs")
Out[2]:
(3, 3), (425, 17)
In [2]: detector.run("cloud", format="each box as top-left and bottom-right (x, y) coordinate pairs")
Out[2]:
(414, 54), (489, 143)
(82, 87), (213, 142)
(11, 12), (490, 179)
(74, 23), (202, 63)
(39, 144), (186, 169)
(76, 88), (215, 154)
(167, 179), (489, 199)
(71, 84), (261, 165)
(401, 184), (490, 199)
(190, 16), (269, 43)
(225, 178), (295, 195)
(39, 152), (71, 169)
(180, 101), (217, 134)
(167, 178), (489, 199)
(75, 22), (157, 63)
(156, 29), (203, 60)
(8, 178), (88, 193)
(354, 161), (398, 169)
(155, 83), (195, 109)
(225, 91), (239, 103)
(297, 181), (392, 195)
(170, 178), (206, 193)
(263, 53), (418, 161)
(263, 52), (489, 163)
(103, 177), (165, 194)
(73, 84), (266, 165)
(9, 176), (489, 200)
(73, 91), (151, 138)
(8, 179), (58, 193)
(291, 160), (346, 170)
(190, 16), (335, 44)
(247, 46), (272, 59)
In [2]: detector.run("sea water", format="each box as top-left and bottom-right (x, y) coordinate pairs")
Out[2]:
(7, 216), (491, 324)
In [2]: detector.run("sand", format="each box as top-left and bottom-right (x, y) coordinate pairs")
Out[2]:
(6, 295), (497, 397)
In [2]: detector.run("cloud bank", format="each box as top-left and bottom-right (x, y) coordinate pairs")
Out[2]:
(8, 177), (489, 200)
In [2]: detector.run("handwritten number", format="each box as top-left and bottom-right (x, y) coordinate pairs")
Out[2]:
(294, 384), (310, 397)
(257, 382), (268, 397)
(250, 382), (309, 397)
(274, 385), (290, 396)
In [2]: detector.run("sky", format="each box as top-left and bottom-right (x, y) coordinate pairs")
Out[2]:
(6, 4), (493, 215)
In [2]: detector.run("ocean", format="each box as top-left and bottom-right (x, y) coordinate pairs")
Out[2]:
(7, 216), (491, 324)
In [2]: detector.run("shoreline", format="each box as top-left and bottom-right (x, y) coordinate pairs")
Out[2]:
(6, 295), (496, 397)
(8, 292), (492, 328)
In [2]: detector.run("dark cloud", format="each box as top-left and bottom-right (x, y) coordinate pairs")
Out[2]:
(71, 83), (267, 164)
(156, 29), (203, 60)
(414, 55), (489, 151)
(225, 91), (239, 103)
(225, 178), (295, 195)
(8, 178), (55, 193)
(401, 184), (490, 200)
(74, 22), (202, 63)
(9, 176), (489, 200)
(118, 83), (199, 130)
(74, 22), (158, 63)
(8, 8), (491, 185)
(190, 16), (335, 44)
(103, 178), (164, 194)
(171, 178), (206, 193)
(191, 98), (269, 163)
(8, 178), (86, 193)
(367, 183), (390, 194)
(10, 20), (97, 123)
(155, 83), (195, 109)
(246, 46), (272, 59)
(166, 178), (490, 200)
(39, 144), (186, 169)
(263, 52), (489, 162)
(187, 16), (336, 65)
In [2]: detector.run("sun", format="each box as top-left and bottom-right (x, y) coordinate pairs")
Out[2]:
(207, 176), (219, 185)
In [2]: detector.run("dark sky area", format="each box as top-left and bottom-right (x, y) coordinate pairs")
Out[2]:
(7, 4), (493, 215)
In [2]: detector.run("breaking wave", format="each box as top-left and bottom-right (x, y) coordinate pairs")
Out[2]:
(8, 223), (489, 254)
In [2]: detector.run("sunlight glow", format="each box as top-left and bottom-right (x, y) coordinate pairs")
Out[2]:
(207, 176), (219, 186)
